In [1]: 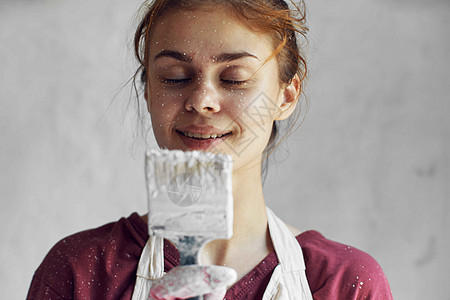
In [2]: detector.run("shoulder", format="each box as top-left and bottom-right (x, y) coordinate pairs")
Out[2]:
(297, 231), (393, 300)
(27, 213), (147, 299)
(43, 213), (146, 262)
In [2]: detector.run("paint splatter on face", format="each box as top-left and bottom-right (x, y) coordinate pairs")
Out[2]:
(146, 7), (288, 171)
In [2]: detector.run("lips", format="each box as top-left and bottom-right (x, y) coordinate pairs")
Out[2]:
(175, 126), (232, 150)
(178, 131), (231, 140)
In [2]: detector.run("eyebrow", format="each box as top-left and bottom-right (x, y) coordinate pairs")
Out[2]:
(214, 52), (260, 63)
(154, 50), (192, 62)
(153, 50), (259, 63)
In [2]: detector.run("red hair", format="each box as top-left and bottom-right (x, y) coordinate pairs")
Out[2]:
(132, 0), (309, 177)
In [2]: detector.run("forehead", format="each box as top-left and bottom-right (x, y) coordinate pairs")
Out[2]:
(149, 7), (274, 59)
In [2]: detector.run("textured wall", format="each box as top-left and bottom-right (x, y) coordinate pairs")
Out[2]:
(1, 0), (448, 299)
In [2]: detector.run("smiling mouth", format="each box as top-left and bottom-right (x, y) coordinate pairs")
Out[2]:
(177, 130), (232, 140)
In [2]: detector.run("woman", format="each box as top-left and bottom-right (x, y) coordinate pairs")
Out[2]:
(27, 0), (393, 299)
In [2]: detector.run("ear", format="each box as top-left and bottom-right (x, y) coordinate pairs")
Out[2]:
(275, 73), (302, 121)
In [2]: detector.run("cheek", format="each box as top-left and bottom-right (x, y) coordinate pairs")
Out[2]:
(234, 89), (281, 127)
(224, 92), (250, 117)
(148, 91), (184, 131)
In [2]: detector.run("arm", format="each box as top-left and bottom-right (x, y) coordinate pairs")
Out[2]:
(27, 274), (68, 300)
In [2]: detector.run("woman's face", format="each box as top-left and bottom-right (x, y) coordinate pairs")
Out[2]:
(146, 7), (296, 170)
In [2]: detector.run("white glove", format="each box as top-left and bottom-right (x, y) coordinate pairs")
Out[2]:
(148, 265), (237, 300)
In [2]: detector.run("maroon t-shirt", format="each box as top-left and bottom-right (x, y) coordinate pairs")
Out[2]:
(27, 213), (392, 299)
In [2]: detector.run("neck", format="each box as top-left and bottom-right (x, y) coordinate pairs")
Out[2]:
(201, 158), (272, 268)
(231, 163), (267, 240)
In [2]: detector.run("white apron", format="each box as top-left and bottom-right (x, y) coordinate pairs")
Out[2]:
(132, 208), (313, 300)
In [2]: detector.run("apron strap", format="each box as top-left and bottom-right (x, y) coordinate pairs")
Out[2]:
(264, 207), (313, 300)
(131, 235), (164, 300)
(266, 207), (305, 272)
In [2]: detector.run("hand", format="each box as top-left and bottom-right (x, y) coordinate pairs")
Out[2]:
(148, 265), (237, 300)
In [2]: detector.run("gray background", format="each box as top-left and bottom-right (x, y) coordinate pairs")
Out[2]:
(1, 0), (448, 299)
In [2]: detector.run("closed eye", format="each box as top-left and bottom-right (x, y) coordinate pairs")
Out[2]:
(161, 78), (191, 85)
(221, 79), (247, 86)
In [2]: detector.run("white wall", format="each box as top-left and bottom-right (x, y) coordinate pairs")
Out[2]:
(1, 0), (448, 299)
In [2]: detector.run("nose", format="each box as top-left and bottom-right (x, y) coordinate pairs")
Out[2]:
(184, 80), (221, 114)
